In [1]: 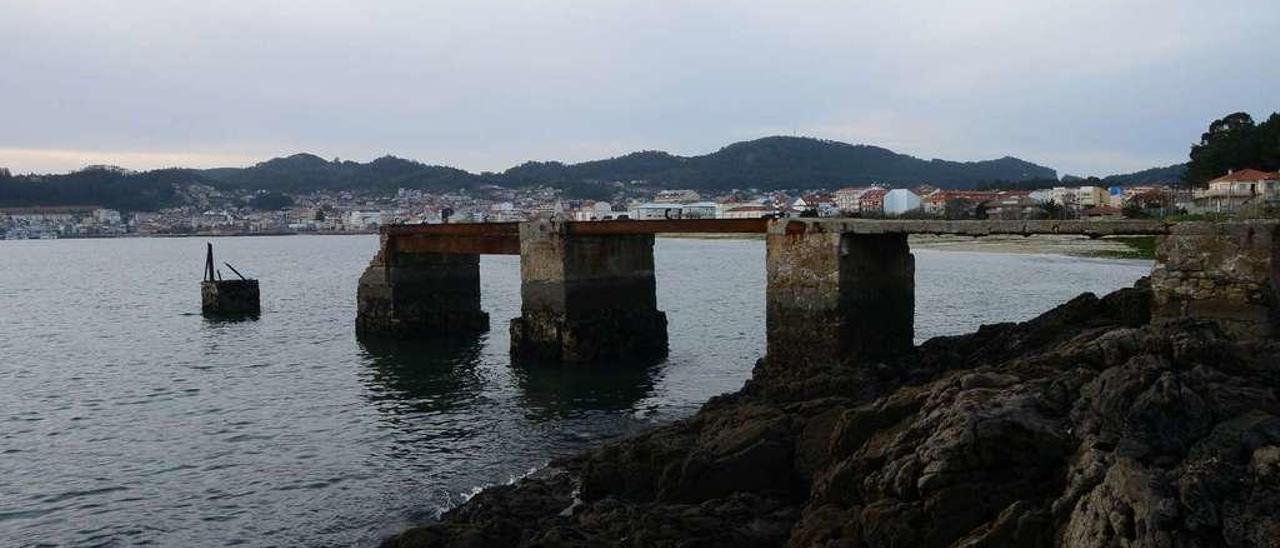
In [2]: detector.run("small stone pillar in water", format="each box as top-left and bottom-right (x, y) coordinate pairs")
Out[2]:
(201, 243), (261, 316)
(510, 220), (668, 364)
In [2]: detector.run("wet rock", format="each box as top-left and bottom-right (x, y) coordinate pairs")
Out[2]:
(384, 280), (1280, 547)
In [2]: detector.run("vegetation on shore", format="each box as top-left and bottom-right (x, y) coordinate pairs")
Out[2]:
(1086, 235), (1157, 260)
(1185, 112), (1280, 186)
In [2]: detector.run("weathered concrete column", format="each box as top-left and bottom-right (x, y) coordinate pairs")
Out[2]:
(766, 221), (914, 368)
(510, 220), (668, 364)
(355, 235), (489, 337)
(1151, 221), (1278, 339)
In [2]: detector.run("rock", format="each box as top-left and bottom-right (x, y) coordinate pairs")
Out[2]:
(383, 280), (1280, 547)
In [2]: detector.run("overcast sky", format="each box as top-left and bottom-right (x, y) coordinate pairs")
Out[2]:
(2, 0), (1276, 177)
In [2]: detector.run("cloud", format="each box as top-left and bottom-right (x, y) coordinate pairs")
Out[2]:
(0, 0), (1276, 176)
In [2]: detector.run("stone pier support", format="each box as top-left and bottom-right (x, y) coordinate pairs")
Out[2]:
(510, 220), (668, 364)
(1151, 221), (1278, 339)
(766, 222), (914, 368)
(355, 236), (489, 337)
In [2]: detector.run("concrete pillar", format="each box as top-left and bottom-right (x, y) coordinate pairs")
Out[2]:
(355, 235), (489, 337)
(1151, 221), (1278, 339)
(766, 222), (914, 368)
(510, 220), (668, 364)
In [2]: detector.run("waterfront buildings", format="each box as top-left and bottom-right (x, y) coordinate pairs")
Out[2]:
(1191, 169), (1280, 213)
(1, 176), (1211, 240)
(632, 202), (684, 220)
(857, 188), (888, 213)
(721, 205), (776, 219)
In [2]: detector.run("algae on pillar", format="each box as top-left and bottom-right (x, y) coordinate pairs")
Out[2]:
(510, 220), (668, 364)
(355, 235), (489, 337)
(765, 221), (914, 368)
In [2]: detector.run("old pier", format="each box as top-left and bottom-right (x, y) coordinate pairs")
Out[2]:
(356, 219), (1278, 365)
(201, 243), (260, 317)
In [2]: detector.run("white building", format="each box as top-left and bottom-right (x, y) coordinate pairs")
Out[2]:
(572, 201), (616, 221)
(883, 189), (922, 215)
(721, 205), (775, 219)
(1192, 169), (1280, 212)
(1074, 186), (1109, 208)
(833, 187), (863, 212)
(93, 208), (122, 224)
(347, 209), (383, 228)
(680, 202), (718, 219)
(1028, 189), (1055, 203)
(632, 203), (683, 220)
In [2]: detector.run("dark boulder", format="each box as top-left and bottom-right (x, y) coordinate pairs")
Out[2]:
(382, 280), (1280, 547)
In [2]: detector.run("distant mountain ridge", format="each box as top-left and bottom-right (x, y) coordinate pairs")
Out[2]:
(200, 153), (478, 193)
(496, 136), (1056, 189)
(1100, 163), (1187, 186)
(2, 136), (1066, 210)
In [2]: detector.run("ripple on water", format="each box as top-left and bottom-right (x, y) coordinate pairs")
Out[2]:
(0, 236), (1151, 547)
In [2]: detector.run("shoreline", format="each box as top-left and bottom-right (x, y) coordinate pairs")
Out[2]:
(659, 232), (1157, 260)
(379, 282), (1279, 546)
(3, 231), (1157, 260)
(0, 230), (378, 241)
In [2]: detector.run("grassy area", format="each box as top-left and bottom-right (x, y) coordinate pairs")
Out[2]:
(1087, 236), (1157, 260)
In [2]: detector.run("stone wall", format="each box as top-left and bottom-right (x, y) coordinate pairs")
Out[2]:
(510, 220), (667, 364)
(1151, 221), (1278, 339)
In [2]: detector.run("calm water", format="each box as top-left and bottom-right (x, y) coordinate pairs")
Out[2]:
(0, 236), (1149, 547)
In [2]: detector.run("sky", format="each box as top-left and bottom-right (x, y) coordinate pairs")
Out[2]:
(1, 0), (1277, 177)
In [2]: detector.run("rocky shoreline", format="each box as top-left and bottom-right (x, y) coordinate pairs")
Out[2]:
(381, 280), (1279, 547)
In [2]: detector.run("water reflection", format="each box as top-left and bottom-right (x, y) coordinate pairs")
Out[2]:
(512, 359), (664, 421)
(200, 312), (260, 324)
(358, 334), (487, 415)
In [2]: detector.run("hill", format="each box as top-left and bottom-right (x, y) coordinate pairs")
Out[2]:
(200, 154), (482, 192)
(1100, 163), (1187, 186)
(0, 167), (206, 211)
(1, 136), (1059, 210)
(496, 136), (1056, 190)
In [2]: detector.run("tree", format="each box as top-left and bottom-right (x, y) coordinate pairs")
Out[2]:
(0, 167), (11, 179)
(247, 192), (294, 210)
(1185, 111), (1280, 187)
(1038, 200), (1070, 220)
(1122, 202), (1148, 219)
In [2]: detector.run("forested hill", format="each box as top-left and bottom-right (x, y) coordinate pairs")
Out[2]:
(199, 153), (481, 192)
(1, 136), (1057, 210)
(1100, 163), (1187, 186)
(203, 137), (1057, 191)
(497, 137), (1056, 189)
